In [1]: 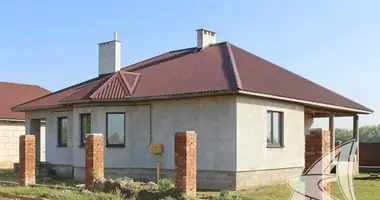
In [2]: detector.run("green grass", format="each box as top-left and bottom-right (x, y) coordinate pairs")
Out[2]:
(0, 169), (79, 186)
(0, 186), (124, 200)
(1, 170), (380, 199)
(197, 175), (380, 200)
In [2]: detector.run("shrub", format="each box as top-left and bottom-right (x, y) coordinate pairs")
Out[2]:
(157, 179), (174, 192)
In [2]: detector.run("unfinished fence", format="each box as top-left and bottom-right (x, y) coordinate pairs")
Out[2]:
(359, 143), (380, 167)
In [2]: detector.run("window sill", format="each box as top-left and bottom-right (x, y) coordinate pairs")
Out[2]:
(57, 145), (67, 148)
(106, 144), (125, 148)
(267, 144), (284, 148)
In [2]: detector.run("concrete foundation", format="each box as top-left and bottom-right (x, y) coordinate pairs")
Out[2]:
(236, 167), (304, 190)
(51, 164), (73, 178)
(69, 166), (303, 190)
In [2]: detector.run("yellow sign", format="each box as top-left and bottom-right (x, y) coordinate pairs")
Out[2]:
(149, 144), (163, 154)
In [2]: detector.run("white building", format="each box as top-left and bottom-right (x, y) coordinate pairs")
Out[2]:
(13, 29), (372, 190)
(0, 82), (50, 168)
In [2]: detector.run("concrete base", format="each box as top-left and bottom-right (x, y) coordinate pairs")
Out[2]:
(69, 166), (302, 190)
(236, 167), (304, 190)
(51, 164), (73, 178)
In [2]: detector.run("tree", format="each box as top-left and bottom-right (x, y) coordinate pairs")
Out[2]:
(335, 124), (380, 143)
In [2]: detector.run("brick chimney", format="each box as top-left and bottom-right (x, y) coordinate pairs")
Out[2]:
(98, 32), (121, 76)
(197, 29), (216, 49)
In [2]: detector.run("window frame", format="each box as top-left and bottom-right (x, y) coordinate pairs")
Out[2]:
(106, 112), (126, 148)
(57, 117), (68, 147)
(80, 113), (91, 147)
(267, 110), (284, 148)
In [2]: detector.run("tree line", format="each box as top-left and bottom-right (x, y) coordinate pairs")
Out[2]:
(335, 124), (380, 143)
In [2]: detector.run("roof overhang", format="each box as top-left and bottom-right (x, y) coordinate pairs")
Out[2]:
(238, 90), (373, 114)
(12, 90), (373, 115)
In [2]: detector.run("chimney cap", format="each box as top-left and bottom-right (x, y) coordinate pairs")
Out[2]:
(98, 32), (121, 45)
(196, 29), (216, 34)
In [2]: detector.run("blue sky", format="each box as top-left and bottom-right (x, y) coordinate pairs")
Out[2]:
(0, 1), (378, 128)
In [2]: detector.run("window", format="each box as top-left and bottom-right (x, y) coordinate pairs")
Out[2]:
(58, 117), (68, 147)
(106, 113), (125, 147)
(267, 111), (284, 147)
(80, 113), (91, 146)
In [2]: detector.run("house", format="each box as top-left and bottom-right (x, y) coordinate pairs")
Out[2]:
(0, 82), (50, 168)
(12, 29), (372, 190)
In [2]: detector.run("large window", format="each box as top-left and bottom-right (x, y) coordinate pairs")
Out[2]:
(58, 117), (68, 147)
(106, 113), (125, 147)
(80, 113), (91, 146)
(267, 111), (284, 147)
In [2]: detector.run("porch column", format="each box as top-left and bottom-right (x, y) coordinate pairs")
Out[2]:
(329, 113), (335, 161)
(353, 115), (359, 174)
(28, 119), (41, 163)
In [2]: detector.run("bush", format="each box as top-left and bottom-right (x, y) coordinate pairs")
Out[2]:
(157, 179), (174, 192)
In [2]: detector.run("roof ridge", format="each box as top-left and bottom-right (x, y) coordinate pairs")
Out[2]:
(229, 43), (372, 112)
(226, 42), (242, 89)
(0, 81), (45, 89)
(121, 51), (171, 71)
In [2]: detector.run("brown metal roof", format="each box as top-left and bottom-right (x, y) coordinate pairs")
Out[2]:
(0, 82), (50, 120)
(12, 42), (372, 113)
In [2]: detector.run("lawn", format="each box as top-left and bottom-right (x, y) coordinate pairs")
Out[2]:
(1, 170), (379, 199)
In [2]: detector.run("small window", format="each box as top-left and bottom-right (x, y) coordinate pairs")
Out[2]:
(58, 117), (68, 147)
(106, 113), (125, 147)
(80, 113), (91, 146)
(267, 111), (284, 147)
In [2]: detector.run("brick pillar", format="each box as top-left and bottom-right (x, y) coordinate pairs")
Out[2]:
(174, 131), (197, 197)
(19, 135), (35, 186)
(85, 134), (104, 189)
(305, 130), (331, 199)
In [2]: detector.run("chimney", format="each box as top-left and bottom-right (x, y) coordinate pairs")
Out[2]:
(197, 29), (216, 49)
(98, 32), (121, 76)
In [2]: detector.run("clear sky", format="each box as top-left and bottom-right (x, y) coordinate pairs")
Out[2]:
(0, 1), (378, 128)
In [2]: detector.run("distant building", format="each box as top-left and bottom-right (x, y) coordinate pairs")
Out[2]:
(0, 82), (50, 168)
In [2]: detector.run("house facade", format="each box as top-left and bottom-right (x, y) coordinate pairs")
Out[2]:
(13, 29), (372, 190)
(0, 82), (50, 168)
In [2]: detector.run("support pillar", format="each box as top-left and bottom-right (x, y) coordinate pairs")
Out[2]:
(85, 134), (104, 189)
(174, 131), (197, 197)
(28, 119), (41, 163)
(329, 113), (335, 162)
(19, 135), (35, 186)
(353, 115), (359, 174)
(305, 129), (331, 199)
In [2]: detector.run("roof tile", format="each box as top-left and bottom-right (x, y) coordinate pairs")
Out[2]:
(12, 42), (371, 113)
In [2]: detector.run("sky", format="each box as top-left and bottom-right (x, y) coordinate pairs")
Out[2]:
(0, 1), (379, 129)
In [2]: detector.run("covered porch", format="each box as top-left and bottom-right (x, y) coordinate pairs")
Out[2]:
(305, 106), (361, 174)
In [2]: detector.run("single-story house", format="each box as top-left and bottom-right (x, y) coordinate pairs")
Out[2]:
(0, 82), (50, 168)
(12, 29), (372, 190)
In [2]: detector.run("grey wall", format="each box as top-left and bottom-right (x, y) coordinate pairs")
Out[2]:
(236, 95), (305, 171)
(25, 94), (306, 175)
(26, 95), (237, 172)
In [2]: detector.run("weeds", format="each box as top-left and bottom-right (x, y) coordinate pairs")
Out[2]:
(157, 179), (174, 192)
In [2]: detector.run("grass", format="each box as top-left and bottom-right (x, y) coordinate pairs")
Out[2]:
(0, 186), (123, 200)
(1, 170), (380, 199)
(0, 168), (79, 187)
(197, 174), (380, 200)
